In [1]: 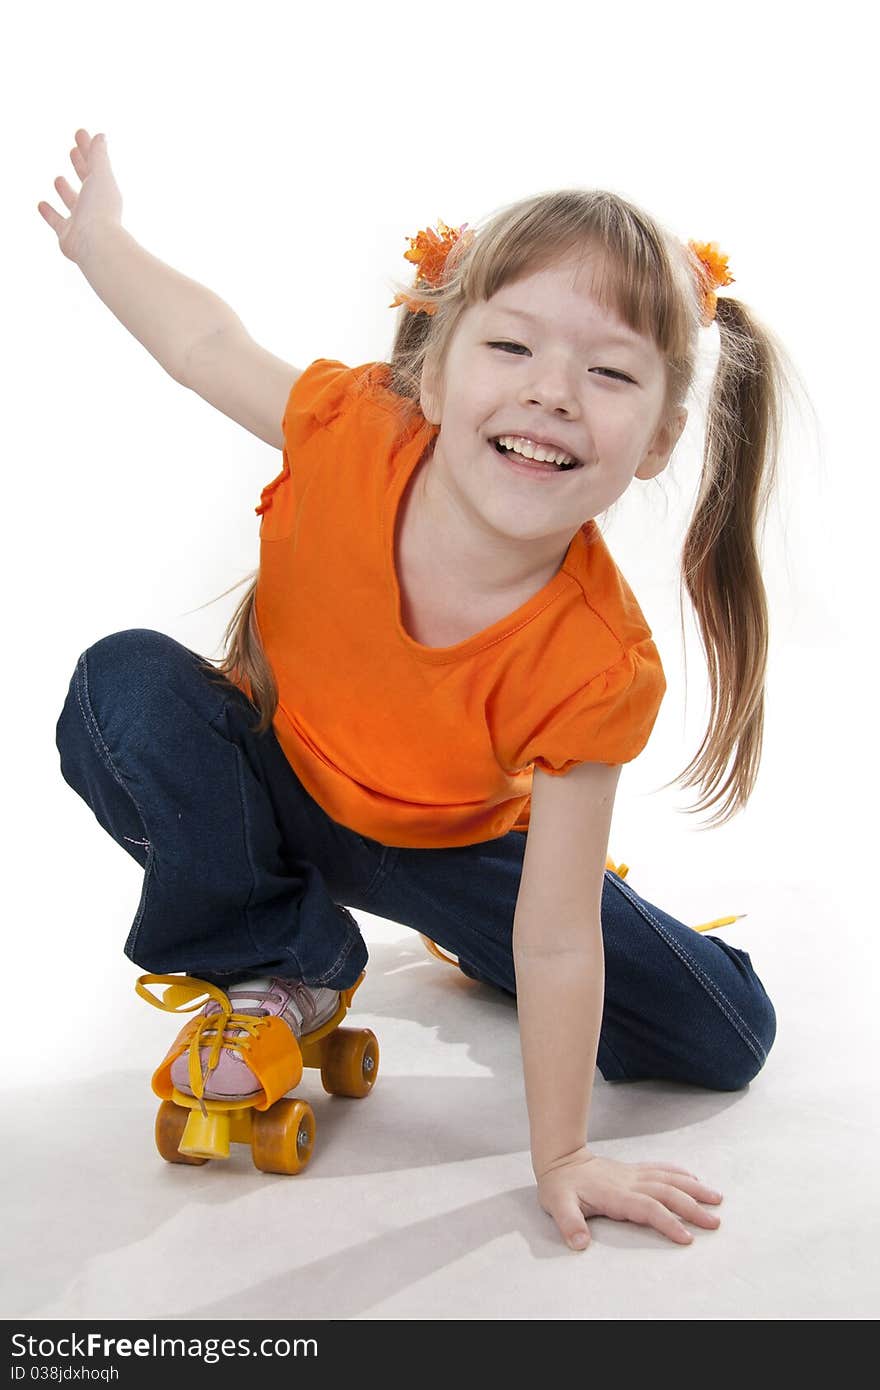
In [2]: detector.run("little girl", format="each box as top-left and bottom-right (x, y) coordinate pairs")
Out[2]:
(43, 129), (786, 1254)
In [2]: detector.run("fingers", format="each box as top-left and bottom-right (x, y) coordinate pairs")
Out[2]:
(551, 1199), (592, 1253)
(539, 1158), (723, 1252)
(70, 139), (89, 183)
(639, 1181), (722, 1233)
(640, 1169), (723, 1205)
(37, 129), (104, 236)
(625, 1192), (695, 1245)
(73, 128), (98, 157)
(586, 1183), (697, 1248)
(36, 199), (64, 234)
(53, 175), (76, 212)
(36, 180), (73, 235)
(72, 129), (106, 181)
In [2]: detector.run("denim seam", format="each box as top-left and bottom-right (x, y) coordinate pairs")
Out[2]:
(359, 845), (401, 904)
(310, 916), (364, 986)
(354, 836), (386, 901)
(214, 704), (274, 966)
(607, 872), (766, 1066)
(76, 651), (154, 958)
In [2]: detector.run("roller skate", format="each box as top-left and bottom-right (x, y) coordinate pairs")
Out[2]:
(135, 971), (379, 1174)
(419, 855), (747, 970)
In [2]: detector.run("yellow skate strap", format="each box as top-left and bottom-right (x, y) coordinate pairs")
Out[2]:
(136, 973), (278, 1106)
(420, 935), (461, 968)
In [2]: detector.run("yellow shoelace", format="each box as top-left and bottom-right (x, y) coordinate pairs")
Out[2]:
(136, 973), (268, 1112)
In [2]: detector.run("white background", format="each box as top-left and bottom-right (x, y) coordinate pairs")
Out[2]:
(2, 0), (878, 1319)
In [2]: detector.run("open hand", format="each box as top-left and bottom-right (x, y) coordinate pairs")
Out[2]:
(536, 1146), (723, 1251)
(37, 128), (123, 265)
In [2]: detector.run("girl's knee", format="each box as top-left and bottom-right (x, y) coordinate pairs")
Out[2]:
(57, 629), (206, 766)
(78, 628), (213, 720)
(706, 979), (777, 1091)
(81, 628), (183, 691)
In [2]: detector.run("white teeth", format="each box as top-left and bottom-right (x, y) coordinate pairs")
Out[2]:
(496, 435), (577, 467)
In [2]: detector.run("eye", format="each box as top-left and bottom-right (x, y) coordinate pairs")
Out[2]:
(593, 368), (636, 383)
(486, 342), (635, 384)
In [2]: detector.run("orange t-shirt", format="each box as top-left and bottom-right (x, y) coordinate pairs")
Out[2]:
(237, 358), (666, 849)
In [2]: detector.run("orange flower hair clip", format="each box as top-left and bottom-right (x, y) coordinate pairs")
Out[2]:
(390, 218), (476, 315)
(389, 220), (734, 327)
(687, 240), (735, 326)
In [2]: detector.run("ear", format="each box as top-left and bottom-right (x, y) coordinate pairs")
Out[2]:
(419, 351), (443, 425)
(635, 406), (688, 480)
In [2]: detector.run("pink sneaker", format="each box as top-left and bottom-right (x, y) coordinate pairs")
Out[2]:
(168, 977), (341, 1102)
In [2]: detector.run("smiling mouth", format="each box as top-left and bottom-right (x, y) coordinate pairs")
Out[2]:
(491, 439), (584, 472)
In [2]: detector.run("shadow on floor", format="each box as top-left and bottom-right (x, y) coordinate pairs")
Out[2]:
(4, 935), (747, 1319)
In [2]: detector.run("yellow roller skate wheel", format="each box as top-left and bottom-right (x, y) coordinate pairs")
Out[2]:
(319, 1027), (380, 1098)
(251, 1097), (316, 1175)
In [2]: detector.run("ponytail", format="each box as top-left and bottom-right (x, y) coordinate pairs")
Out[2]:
(660, 296), (789, 825)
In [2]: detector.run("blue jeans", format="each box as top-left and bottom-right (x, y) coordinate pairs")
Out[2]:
(55, 629), (777, 1090)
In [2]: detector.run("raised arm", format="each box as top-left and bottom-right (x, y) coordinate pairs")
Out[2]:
(179, 327), (301, 449)
(38, 129), (299, 445)
(75, 220), (247, 389)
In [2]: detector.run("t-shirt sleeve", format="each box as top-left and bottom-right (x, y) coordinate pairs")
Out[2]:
(254, 358), (356, 536)
(518, 635), (667, 774)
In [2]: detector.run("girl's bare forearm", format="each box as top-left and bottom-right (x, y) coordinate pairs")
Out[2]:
(76, 222), (245, 382)
(513, 933), (605, 1175)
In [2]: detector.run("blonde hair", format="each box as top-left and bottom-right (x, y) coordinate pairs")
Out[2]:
(196, 187), (797, 828)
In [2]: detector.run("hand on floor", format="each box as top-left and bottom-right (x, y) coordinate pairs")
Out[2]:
(534, 1146), (723, 1252)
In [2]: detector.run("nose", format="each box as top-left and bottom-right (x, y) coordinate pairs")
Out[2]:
(520, 358), (580, 417)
